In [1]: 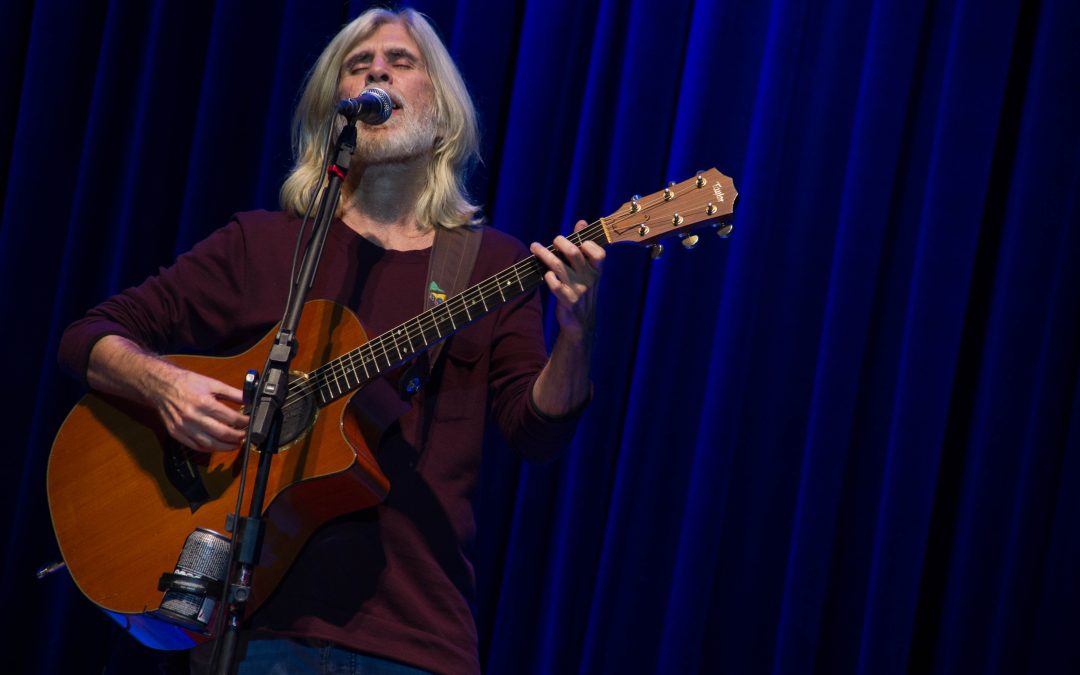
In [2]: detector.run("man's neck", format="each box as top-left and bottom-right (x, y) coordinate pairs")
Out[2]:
(340, 156), (434, 251)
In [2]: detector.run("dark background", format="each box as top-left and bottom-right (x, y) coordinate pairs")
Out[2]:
(2, 0), (1079, 673)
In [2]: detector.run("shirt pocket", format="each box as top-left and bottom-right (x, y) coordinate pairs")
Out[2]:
(434, 331), (489, 420)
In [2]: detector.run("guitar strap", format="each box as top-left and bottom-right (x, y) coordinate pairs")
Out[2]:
(399, 221), (484, 396)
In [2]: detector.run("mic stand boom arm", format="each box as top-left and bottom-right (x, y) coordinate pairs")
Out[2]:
(212, 120), (358, 675)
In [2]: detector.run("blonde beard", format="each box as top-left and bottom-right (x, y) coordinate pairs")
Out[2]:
(354, 109), (438, 164)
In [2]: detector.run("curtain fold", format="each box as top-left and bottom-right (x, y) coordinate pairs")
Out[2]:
(770, 0), (930, 668)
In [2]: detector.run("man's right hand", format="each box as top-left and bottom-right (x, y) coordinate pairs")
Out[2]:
(151, 367), (248, 452)
(87, 335), (249, 452)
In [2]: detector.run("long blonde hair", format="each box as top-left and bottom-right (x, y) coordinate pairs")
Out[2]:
(279, 8), (482, 227)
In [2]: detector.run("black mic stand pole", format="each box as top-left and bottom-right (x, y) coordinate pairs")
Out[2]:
(211, 118), (359, 675)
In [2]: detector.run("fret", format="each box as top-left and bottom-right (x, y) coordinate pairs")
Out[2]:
(417, 317), (429, 346)
(446, 304), (457, 331)
(339, 364), (350, 394)
(348, 351), (366, 387)
(389, 329), (404, 361)
(329, 362), (341, 395)
(334, 363), (344, 393)
(362, 343), (381, 375)
(378, 336), (393, 367)
(497, 275), (506, 301)
(477, 287), (489, 312)
(513, 262), (524, 290)
(530, 256), (544, 284)
(396, 325), (414, 356)
(358, 348), (371, 379)
(338, 354), (353, 388)
(368, 340), (380, 369)
(461, 295), (472, 322)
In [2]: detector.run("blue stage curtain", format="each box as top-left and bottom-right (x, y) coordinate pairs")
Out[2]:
(2, 0), (1078, 672)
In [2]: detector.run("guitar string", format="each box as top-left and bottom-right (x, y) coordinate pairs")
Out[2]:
(279, 180), (721, 411)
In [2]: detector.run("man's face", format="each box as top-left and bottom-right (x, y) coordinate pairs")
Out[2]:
(340, 21), (439, 164)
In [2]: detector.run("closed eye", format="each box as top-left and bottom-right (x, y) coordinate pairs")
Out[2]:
(343, 54), (370, 76)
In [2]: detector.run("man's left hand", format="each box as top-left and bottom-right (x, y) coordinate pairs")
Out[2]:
(530, 219), (605, 339)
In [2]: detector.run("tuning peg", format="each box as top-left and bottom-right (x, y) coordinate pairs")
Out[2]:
(713, 222), (734, 238)
(630, 195), (641, 213)
(650, 243), (663, 260)
(664, 182), (675, 201)
(681, 234), (700, 250)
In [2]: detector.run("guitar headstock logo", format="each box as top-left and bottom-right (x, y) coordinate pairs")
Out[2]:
(712, 182), (726, 203)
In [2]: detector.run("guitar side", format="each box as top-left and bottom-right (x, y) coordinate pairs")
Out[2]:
(46, 299), (390, 647)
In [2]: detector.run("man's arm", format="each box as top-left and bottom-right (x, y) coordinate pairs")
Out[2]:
(528, 220), (604, 417)
(88, 335), (248, 452)
(531, 328), (593, 417)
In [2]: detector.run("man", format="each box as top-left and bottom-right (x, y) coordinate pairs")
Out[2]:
(58, 7), (602, 674)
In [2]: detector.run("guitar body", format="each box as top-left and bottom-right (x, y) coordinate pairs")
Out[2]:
(46, 299), (390, 649)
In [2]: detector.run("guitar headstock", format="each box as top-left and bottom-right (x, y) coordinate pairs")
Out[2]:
(600, 168), (737, 252)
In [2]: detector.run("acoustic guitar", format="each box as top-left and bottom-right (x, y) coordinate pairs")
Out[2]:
(47, 169), (737, 649)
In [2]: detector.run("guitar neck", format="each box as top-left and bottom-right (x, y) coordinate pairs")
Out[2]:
(291, 166), (738, 410)
(297, 222), (612, 408)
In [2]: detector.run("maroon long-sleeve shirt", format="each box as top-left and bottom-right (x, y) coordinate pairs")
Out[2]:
(58, 210), (585, 674)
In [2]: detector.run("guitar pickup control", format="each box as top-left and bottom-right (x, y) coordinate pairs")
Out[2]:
(243, 370), (258, 410)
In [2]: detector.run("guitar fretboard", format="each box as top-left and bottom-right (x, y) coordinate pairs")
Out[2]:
(281, 222), (610, 411)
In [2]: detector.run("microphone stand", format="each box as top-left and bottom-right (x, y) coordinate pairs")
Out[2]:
(211, 118), (358, 675)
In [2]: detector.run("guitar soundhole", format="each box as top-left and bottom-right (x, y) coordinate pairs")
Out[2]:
(278, 375), (316, 446)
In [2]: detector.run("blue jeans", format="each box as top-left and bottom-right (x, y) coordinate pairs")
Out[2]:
(191, 638), (432, 675)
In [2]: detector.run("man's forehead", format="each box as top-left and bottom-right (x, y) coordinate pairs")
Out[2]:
(346, 22), (423, 61)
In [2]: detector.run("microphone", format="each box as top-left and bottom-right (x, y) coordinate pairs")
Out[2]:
(337, 87), (393, 125)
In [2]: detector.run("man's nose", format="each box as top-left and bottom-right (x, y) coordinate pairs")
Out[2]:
(366, 60), (391, 84)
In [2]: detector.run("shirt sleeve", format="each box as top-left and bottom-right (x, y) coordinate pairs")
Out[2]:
(485, 239), (589, 462)
(57, 219), (250, 385)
